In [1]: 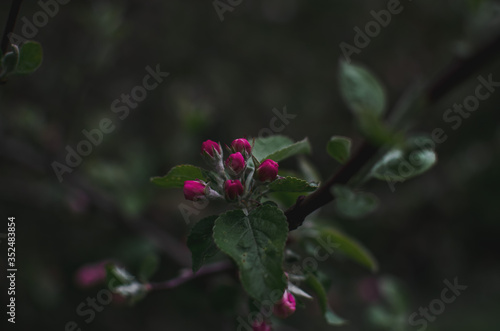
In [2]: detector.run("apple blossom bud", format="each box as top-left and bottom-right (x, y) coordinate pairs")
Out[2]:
(75, 261), (108, 288)
(257, 159), (279, 182)
(225, 152), (246, 176)
(183, 180), (207, 201)
(252, 320), (272, 331)
(273, 290), (296, 319)
(231, 138), (252, 158)
(201, 140), (222, 159)
(224, 179), (244, 200)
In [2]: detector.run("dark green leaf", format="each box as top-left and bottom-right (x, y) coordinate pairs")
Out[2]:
(339, 61), (386, 118)
(306, 225), (378, 272)
(213, 205), (288, 302)
(269, 176), (318, 193)
(252, 135), (294, 161)
(326, 136), (352, 164)
(305, 273), (347, 326)
(332, 185), (379, 219)
(16, 41), (43, 74)
(187, 215), (220, 272)
(150, 164), (207, 188)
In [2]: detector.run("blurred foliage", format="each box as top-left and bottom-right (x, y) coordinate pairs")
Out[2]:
(1, 0), (500, 330)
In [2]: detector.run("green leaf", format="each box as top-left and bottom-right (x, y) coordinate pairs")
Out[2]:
(252, 135), (293, 161)
(371, 136), (437, 182)
(105, 263), (135, 287)
(305, 273), (347, 326)
(266, 138), (311, 162)
(252, 136), (311, 162)
(150, 164), (207, 188)
(213, 205), (288, 302)
(306, 225), (378, 272)
(16, 41), (43, 74)
(332, 185), (379, 219)
(357, 111), (402, 145)
(269, 176), (318, 193)
(138, 254), (159, 282)
(326, 136), (352, 164)
(187, 216), (220, 272)
(0, 45), (19, 78)
(339, 61), (386, 118)
(105, 263), (148, 304)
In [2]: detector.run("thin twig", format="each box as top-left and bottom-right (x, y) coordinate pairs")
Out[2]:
(1, 0), (23, 55)
(147, 260), (234, 291)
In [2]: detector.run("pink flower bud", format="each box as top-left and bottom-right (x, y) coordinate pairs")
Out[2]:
(75, 261), (108, 288)
(201, 140), (222, 158)
(273, 290), (296, 319)
(183, 180), (207, 201)
(252, 320), (272, 331)
(225, 152), (246, 176)
(257, 159), (279, 182)
(224, 179), (244, 200)
(231, 138), (252, 158)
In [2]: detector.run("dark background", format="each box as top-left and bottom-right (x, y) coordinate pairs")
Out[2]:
(1, 0), (499, 330)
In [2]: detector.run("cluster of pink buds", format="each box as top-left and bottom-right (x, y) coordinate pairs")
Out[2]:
(183, 138), (280, 204)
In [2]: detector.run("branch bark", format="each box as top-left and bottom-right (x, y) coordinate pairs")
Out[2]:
(285, 33), (500, 231)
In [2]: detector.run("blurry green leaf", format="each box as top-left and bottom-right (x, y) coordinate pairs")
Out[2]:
(269, 176), (318, 193)
(297, 155), (322, 182)
(138, 254), (159, 282)
(213, 205), (288, 302)
(357, 111), (402, 145)
(306, 225), (378, 272)
(371, 136), (437, 182)
(252, 136), (311, 162)
(305, 273), (347, 326)
(0, 46), (19, 78)
(105, 263), (135, 287)
(327, 136), (352, 164)
(16, 41), (43, 74)
(105, 263), (148, 304)
(114, 282), (148, 304)
(151, 164), (207, 188)
(378, 277), (409, 314)
(332, 185), (379, 219)
(187, 215), (220, 272)
(339, 61), (386, 118)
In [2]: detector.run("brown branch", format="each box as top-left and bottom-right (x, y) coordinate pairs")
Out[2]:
(146, 261), (234, 291)
(285, 33), (500, 231)
(1, 0), (23, 55)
